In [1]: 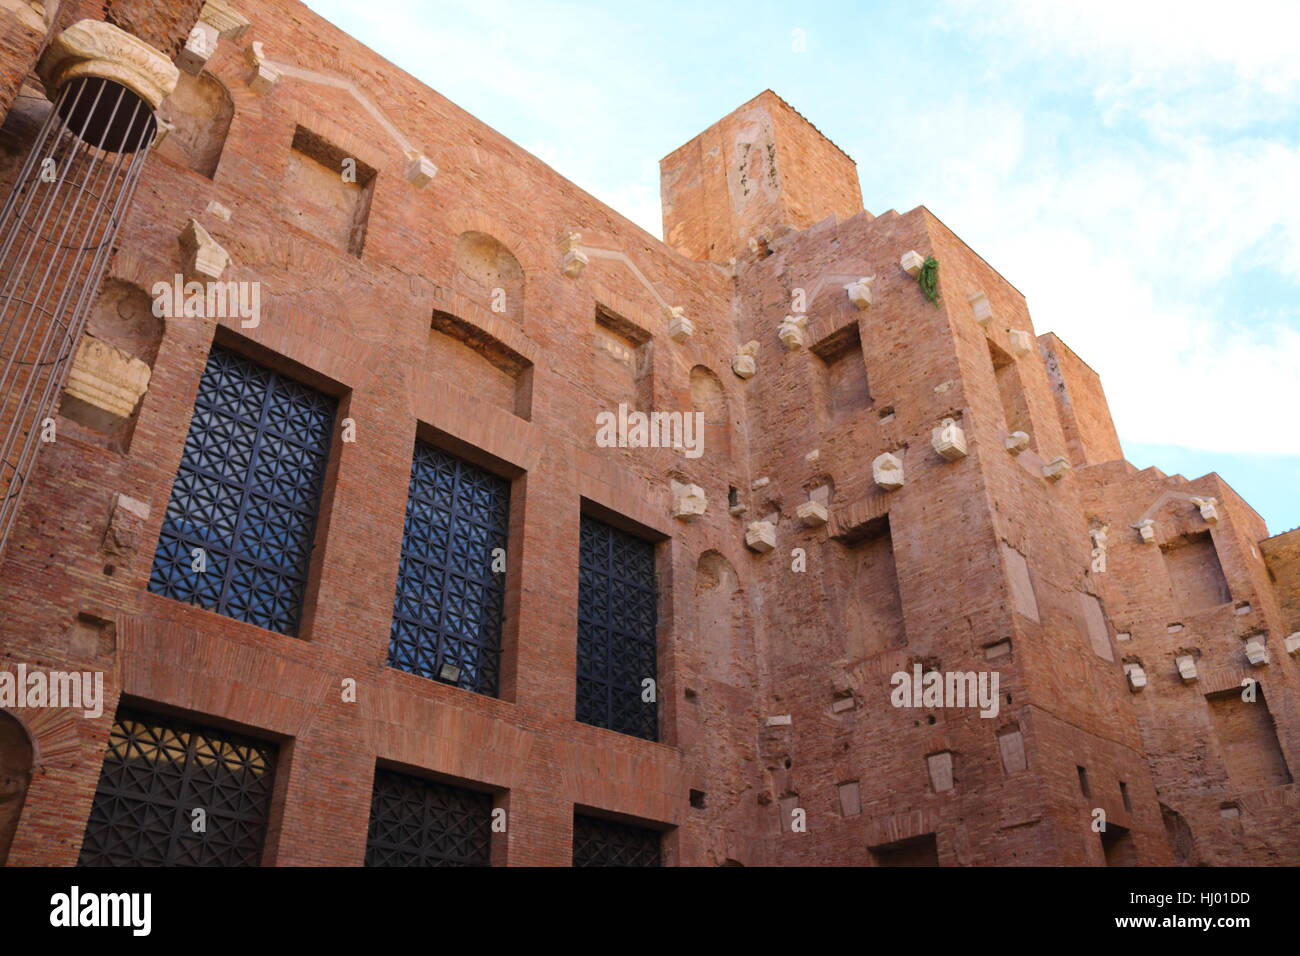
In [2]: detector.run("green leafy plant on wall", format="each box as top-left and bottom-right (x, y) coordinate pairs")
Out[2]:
(919, 256), (940, 304)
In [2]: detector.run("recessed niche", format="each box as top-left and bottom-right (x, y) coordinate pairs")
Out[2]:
(811, 323), (871, 422)
(58, 279), (163, 452)
(869, 833), (938, 867)
(988, 338), (1033, 444)
(427, 310), (533, 420)
(834, 515), (906, 657)
(690, 364), (730, 459)
(454, 231), (524, 323)
(155, 71), (232, 179)
(1161, 531), (1231, 613)
(278, 126), (376, 257)
(594, 304), (652, 411)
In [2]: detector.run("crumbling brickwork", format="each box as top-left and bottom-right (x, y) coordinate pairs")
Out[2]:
(0, 0), (1295, 866)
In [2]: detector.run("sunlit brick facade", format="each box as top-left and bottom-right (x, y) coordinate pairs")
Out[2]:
(0, 0), (1296, 866)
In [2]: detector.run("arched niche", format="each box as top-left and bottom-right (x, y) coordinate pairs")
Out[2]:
(59, 278), (164, 451)
(689, 364), (730, 461)
(156, 71), (233, 179)
(0, 710), (34, 864)
(454, 231), (524, 323)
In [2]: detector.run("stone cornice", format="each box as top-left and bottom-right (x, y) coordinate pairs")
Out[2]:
(37, 18), (178, 110)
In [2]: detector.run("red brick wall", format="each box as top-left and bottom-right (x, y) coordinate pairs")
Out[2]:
(0, 0), (1295, 867)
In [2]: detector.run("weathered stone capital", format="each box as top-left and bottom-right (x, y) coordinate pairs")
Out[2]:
(38, 19), (179, 110)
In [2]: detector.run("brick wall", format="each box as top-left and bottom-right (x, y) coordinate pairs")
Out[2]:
(0, 0), (1295, 866)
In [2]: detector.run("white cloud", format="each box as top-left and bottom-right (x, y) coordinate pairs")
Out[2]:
(924, 0), (1300, 454)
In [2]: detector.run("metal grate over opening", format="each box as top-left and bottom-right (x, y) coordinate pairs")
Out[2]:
(148, 346), (336, 635)
(0, 77), (158, 555)
(576, 514), (658, 740)
(77, 707), (277, 867)
(365, 768), (493, 867)
(387, 441), (510, 695)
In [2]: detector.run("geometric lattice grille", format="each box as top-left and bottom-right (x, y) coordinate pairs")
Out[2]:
(576, 515), (658, 740)
(572, 814), (662, 867)
(148, 346), (336, 636)
(77, 708), (277, 867)
(365, 768), (493, 867)
(387, 441), (510, 696)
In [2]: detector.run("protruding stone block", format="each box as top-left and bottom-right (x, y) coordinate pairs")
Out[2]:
(177, 20), (219, 75)
(1008, 329), (1034, 356)
(62, 337), (151, 429)
(927, 752), (954, 793)
(1176, 655), (1198, 682)
(931, 418), (967, 461)
(665, 306), (694, 342)
(200, 0), (252, 40)
(872, 451), (904, 491)
(765, 714), (791, 727)
(733, 340), (759, 379)
(1124, 663), (1147, 691)
(204, 200), (232, 222)
(777, 315), (807, 350)
(745, 520), (775, 553)
(671, 481), (707, 522)
(1043, 456), (1071, 482)
(246, 41), (280, 94)
(969, 291), (992, 325)
(1004, 431), (1030, 455)
(557, 232), (587, 278)
(796, 500), (827, 527)
(1244, 636), (1269, 667)
(900, 250), (925, 277)
(404, 151), (438, 187)
(1136, 519), (1156, 544)
(1191, 496), (1219, 523)
(179, 218), (229, 280)
(1283, 632), (1300, 656)
(844, 276), (874, 310)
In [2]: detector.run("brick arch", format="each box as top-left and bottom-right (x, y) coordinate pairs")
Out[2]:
(442, 208), (548, 276)
(0, 709), (33, 864)
(689, 364), (731, 461)
(453, 231), (525, 324)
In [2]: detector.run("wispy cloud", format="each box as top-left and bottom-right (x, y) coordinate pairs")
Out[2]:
(302, 0), (1300, 468)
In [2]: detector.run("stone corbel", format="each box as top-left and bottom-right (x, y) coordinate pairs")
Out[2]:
(665, 306), (693, 342)
(559, 232), (588, 278)
(179, 218), (229, 280)
(246, 41), (279, 94)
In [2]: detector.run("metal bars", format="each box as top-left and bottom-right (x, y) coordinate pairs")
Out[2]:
(0, 76), (157, 556)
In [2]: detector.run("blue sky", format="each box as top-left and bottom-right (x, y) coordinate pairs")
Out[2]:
(306, 0), (1300, 534)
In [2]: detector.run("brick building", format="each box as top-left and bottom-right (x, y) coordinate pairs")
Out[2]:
(0, 0), (1296, 867)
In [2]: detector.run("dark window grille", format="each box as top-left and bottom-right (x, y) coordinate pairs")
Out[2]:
(573, 813), (662, 867)
(78, 707), (277, 867)
(365, 768), (493, 867)
(149, 346), (336, 635)
(577, 514), (658, 739)
(387, 441), (509, 696)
